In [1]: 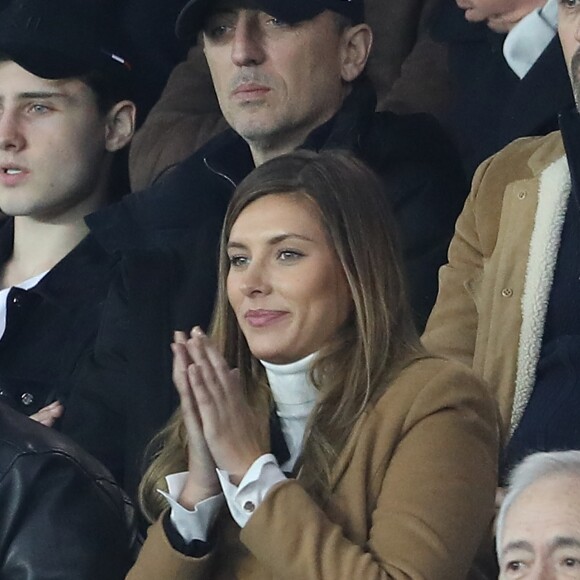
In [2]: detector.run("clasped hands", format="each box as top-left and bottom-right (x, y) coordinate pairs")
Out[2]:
(172, 327), (270, 510)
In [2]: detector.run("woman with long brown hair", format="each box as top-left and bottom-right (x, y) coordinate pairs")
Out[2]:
(129, 150), (498, 579)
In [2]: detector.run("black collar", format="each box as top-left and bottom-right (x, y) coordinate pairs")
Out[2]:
(0, 219), (117, 310)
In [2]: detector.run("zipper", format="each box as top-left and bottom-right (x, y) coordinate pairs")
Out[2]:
(203, 156), (237, 188)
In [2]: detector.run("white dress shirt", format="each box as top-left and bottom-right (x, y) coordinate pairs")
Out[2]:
(160, 353), (319, 542)
(503, 0), (558, 79)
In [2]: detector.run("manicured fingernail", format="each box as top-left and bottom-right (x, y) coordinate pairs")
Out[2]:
(192, 326), (204, 337)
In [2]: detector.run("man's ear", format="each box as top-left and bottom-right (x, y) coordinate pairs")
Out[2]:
(340, 24), (373, 83)
(104, 100), (136, 152)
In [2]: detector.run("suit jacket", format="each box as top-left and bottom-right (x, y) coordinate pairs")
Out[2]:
(127, 357), (499, 580)
(128, 0), (451, 190)
(423, 130), (567, 442)
(432, 4), (574, 178)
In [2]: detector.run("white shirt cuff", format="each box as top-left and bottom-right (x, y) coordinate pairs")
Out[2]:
(158, 472), (224, 542)
(217, 453), (287, 528)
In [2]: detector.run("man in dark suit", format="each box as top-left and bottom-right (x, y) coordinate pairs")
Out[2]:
(433, 0), (574, 178)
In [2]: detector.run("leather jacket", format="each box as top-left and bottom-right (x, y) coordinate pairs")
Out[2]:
(0, 403), (138, 579)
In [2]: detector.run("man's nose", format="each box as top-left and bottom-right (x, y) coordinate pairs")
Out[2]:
(0, 112), (25, 152)
(528, 562), (556, 580)
(231, 19), (266, 67)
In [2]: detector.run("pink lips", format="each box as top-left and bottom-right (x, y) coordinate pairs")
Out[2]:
(0, 165), (30, 187)
(232, 83), (270, 101)
(244, 309), (288, 328)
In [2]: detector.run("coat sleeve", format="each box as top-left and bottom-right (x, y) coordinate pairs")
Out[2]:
(126, 514), (215, 580)
(421, 155), (496, 367)
(0, 453), (134, 580)
(127, 363), (498, 579)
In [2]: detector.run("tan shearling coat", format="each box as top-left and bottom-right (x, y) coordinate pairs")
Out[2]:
(423, 131), (568, 442)
(127, 357), (498, 580)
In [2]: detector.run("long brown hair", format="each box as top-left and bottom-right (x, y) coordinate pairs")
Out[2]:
(140, 150), (424, 521)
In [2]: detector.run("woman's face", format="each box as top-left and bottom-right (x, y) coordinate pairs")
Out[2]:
(226, 192), (352, 364)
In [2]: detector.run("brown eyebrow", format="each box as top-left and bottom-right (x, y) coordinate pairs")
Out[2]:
(18, 91), (70, 100)
(0, 91), (71, 104)
(227, 233), (316, 251)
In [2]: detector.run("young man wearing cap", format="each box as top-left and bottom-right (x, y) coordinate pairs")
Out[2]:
(0, 0), (135, 423)
(73, 0), (466, 500)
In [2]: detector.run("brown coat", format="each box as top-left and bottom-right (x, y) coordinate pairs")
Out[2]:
(423, 131), (567, 442)
(128, 0), (450, 190)
(127, 357), (498, 580)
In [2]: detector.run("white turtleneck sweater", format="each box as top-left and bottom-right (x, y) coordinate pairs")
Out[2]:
(160, 353), (318, 542)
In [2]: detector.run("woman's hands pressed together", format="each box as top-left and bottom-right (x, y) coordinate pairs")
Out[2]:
(172, 327), (270, 509)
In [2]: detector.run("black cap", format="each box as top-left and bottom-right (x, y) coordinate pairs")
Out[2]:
(176, 0), (364, 43)
(0, 0), (130, 80)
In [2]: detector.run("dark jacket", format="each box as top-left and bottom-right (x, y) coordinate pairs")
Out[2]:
(71, 80), (466, 500)
(0, 402), (137, 579)
(432, 3), (574, 179)
(0, 220), (119, 416)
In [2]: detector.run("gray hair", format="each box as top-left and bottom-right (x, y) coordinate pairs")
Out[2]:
(496, 450), (580, 555)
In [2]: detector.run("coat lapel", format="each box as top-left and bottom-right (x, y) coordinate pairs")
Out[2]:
(511, 155), (571, 435)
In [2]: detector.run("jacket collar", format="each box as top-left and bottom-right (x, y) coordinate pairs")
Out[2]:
(0, 219), (117, 310)
(511, 128), (572, 436)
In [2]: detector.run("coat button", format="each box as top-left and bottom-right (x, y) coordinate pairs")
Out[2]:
(517, 191), (527, 200)
(21, 393), (34, 406)
(243, 501), (255, 513)
(501, 288), (513, 298)
(12, 295), (21, 306)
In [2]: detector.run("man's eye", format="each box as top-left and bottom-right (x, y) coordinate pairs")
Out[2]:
(204, 24), (230, 38)
(561, 0), (579, 8)
(266, 17), (288, 27)
(561, 557), (580, 567)
(503, 559), (527, 576)
(28, 104), (50, 114)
